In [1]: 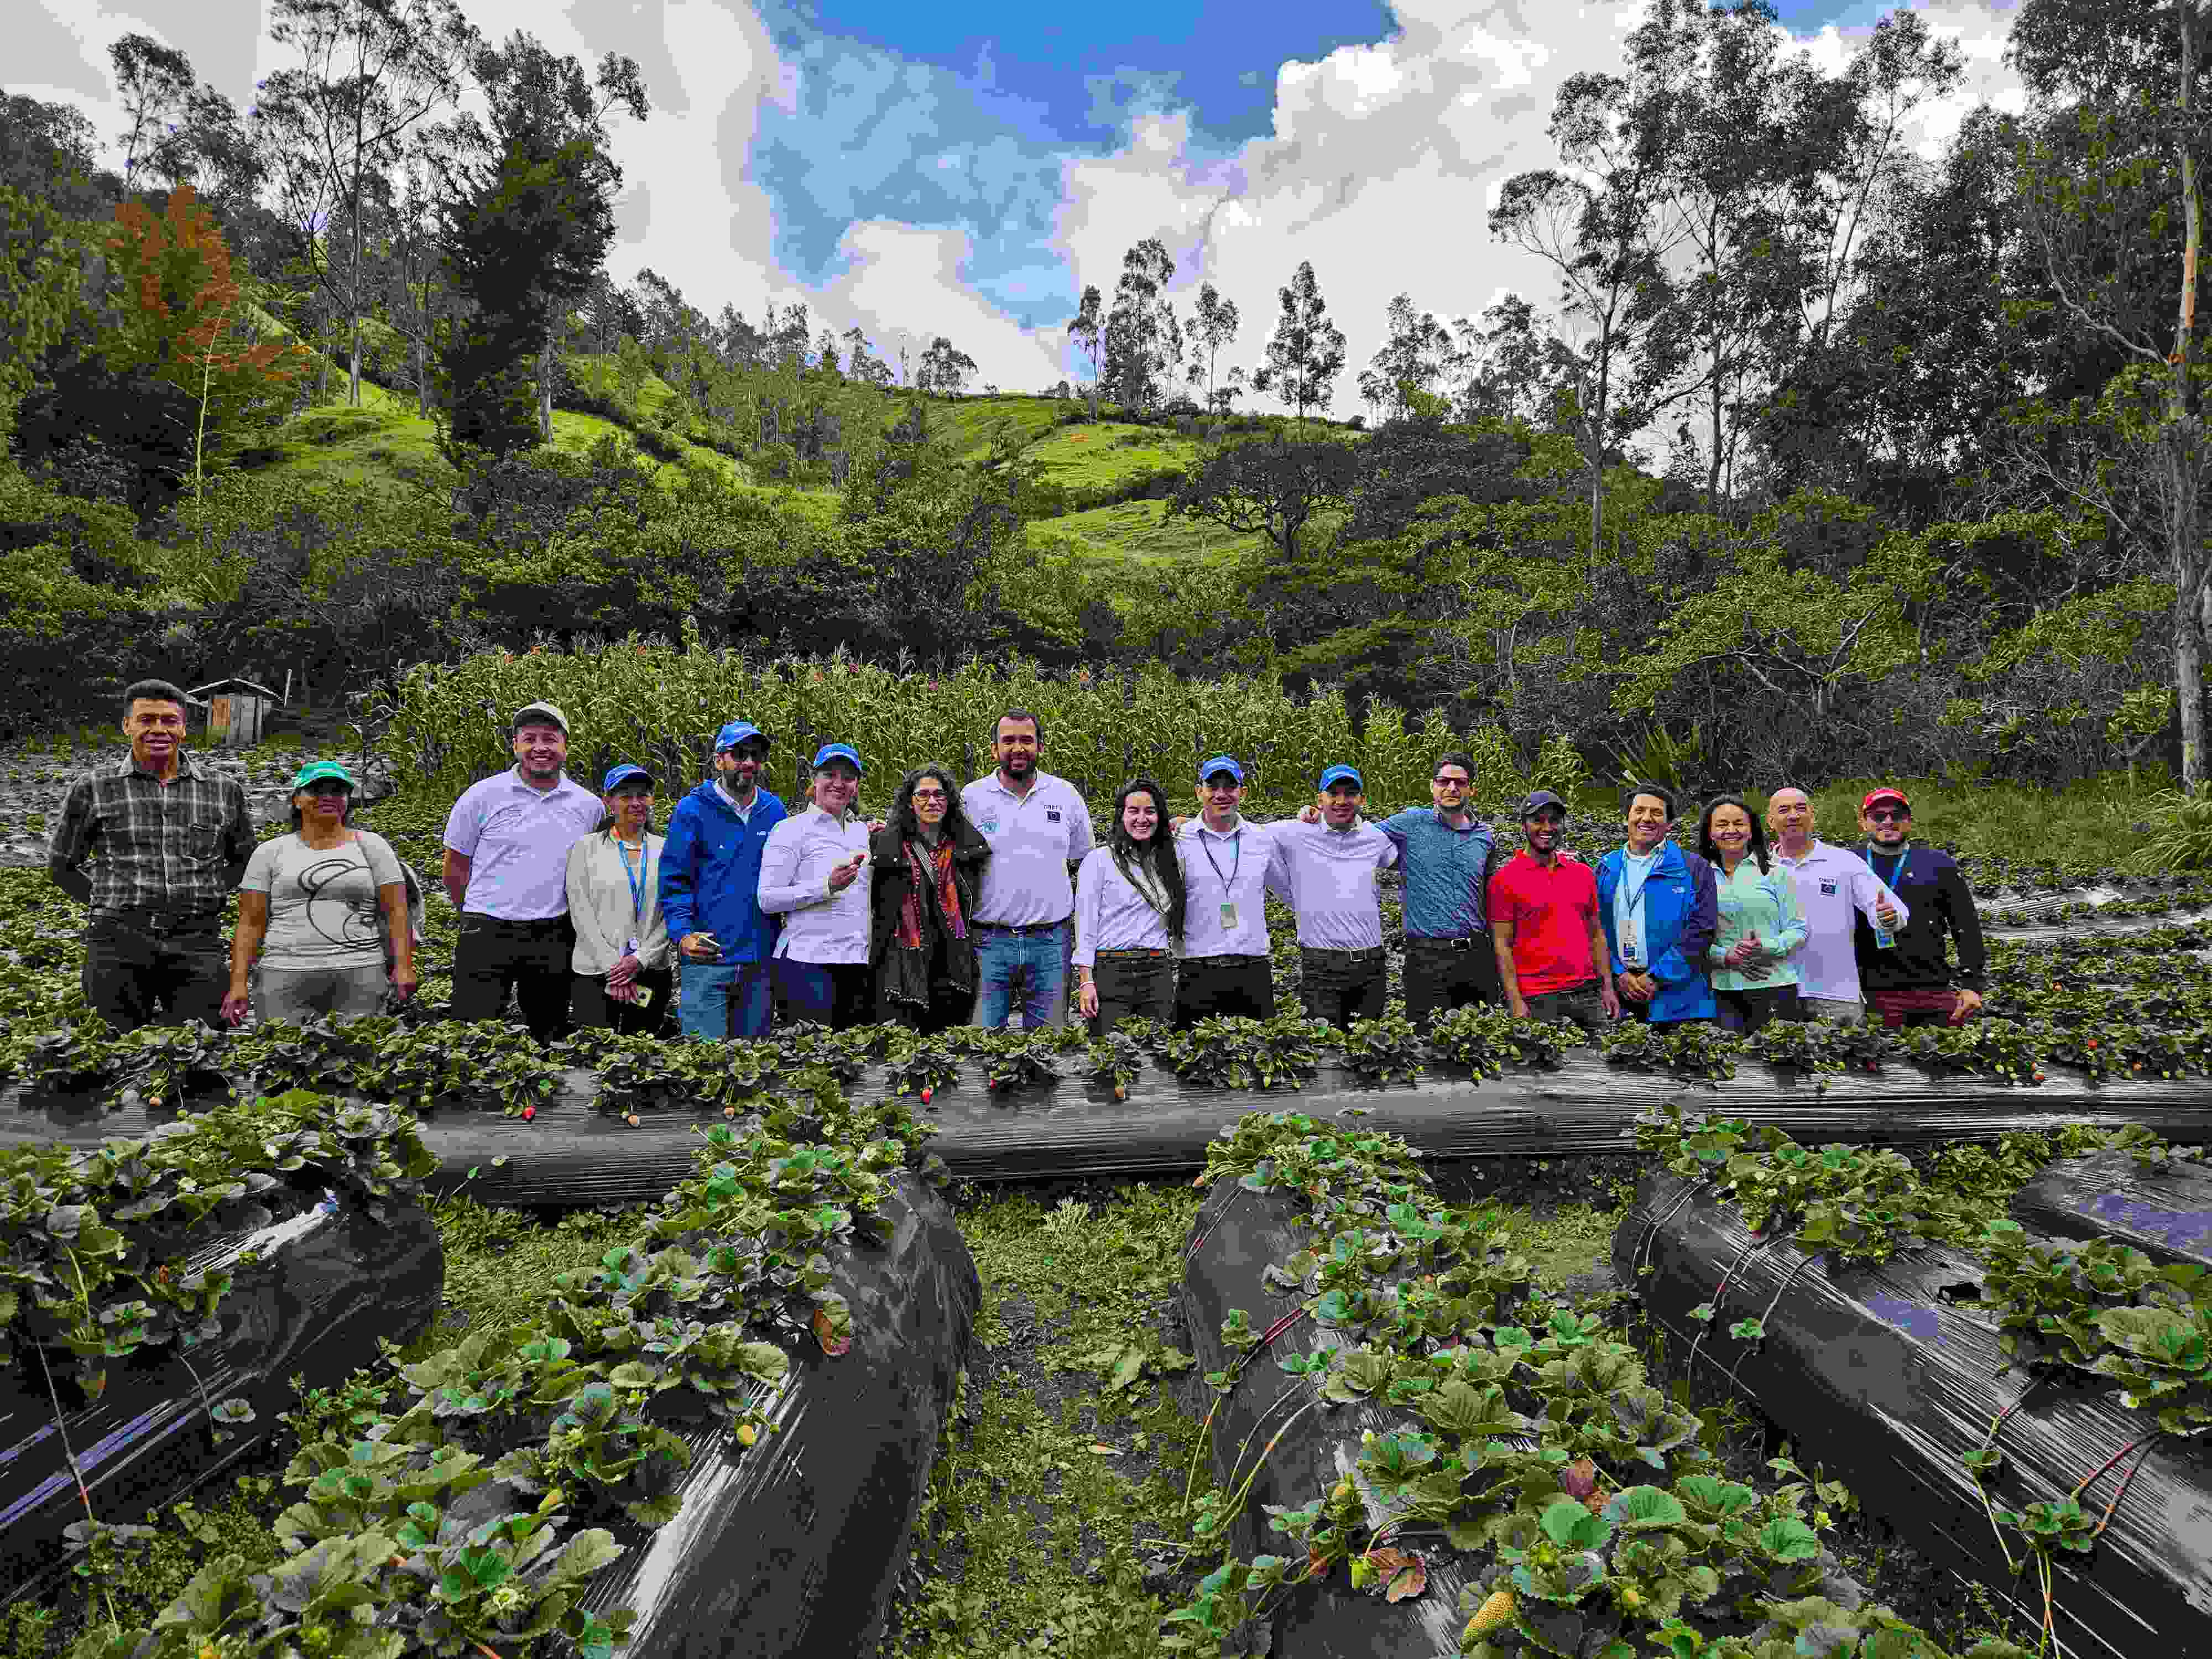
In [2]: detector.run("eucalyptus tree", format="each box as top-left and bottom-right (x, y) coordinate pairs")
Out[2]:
(1251, 259), (1346, 426)
(2008, 0), (2212, 786)
(253, 0), (478, 408)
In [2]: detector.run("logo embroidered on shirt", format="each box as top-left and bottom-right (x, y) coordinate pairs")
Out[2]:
(1046, 808), (1062, 822)
(1819, 879), (1838, 896)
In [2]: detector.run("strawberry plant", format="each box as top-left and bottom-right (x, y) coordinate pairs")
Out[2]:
(882, 1036), (963, 1102)
(1599, 1020), (1743, 1082)
(1160, 1014), (1323, 1091)
(1744, 1018), (1887, 1078)
(1084, 1031), (1144, 1099)
(1425, 1005), (1578, 1075)
(1896, 1020), (2046, 1087)
(1339, 1014), (1426, 1085)
(984, 1037), (1058, 1094)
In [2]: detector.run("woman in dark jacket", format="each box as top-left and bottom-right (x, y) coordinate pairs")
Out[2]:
(869, 765), (991, 1032)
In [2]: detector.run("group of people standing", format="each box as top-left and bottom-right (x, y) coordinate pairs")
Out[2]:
(47, 681), (1989, 1045)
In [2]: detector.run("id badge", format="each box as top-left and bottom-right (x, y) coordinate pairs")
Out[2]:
(1219, 902), (1239, 930)
(635, 984), (655, 1009)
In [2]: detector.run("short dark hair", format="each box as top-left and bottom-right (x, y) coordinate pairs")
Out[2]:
(994, 708), (1043, 745)
(123, 679), (189, 718)
(1434, 750), (1475, 780)
(1623, 781), (1677, 819)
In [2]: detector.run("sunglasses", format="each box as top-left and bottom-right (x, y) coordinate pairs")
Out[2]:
(1866, 808), (1909, 824)
(1433, 776), (1469, 789)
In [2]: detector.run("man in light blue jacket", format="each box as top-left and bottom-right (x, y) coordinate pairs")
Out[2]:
(659, 720), (789, 1039)
(1593, 782), (1718, 1026)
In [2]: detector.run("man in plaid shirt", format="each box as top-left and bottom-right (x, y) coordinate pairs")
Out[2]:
(48, 679), (255, 1031)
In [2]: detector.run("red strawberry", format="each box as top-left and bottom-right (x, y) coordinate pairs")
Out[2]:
(521, 1105), (535, 1121)
(920, 1086), (933, 1104)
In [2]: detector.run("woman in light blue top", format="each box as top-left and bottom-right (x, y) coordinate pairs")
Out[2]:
(1697, 794), (1809, 1035)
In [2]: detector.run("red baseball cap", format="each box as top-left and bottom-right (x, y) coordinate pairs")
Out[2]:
(1860, 787), (1910, 813)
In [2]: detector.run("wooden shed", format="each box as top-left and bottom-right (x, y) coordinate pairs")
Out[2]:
(187, 676), (280, 748)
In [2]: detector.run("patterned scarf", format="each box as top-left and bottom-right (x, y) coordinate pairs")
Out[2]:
(896, 836), (965, 949)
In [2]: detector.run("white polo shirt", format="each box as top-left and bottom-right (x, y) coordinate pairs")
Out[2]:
(442, 768), (604, 920)
(961, 770), (1094, 926)
(1269, 818), (1399, 950)
(758, 807), (871, 964)
(1175, 816), (1286, 959)
(1775, 838), (1910, 1004)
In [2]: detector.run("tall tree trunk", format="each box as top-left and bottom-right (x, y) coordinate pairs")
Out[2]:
(539, 318), (555, 444)
(348, 178), (363, 408)
(2174, 0), (2209, 789)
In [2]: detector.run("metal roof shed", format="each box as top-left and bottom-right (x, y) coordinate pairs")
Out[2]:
(187, 677), (281, 748)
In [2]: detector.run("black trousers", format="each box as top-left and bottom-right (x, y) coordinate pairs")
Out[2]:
(1091, 950), (1175, 1037)
(448, 914), (574, 1044)
(1174, 956), (1275, 1028)
(1402, 936), (1502, 1026)
(570, 965), (676, 1038)
(82, 912), (227, 1032)
(1713, 984), (1806, 1035)
(1297, 947), (1387, 1028)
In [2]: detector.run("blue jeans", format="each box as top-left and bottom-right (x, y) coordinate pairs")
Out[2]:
(972, 920), (1071, 1030)
(679, 959), (773, 1040)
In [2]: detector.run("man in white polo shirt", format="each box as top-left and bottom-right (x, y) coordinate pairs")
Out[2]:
(442, 701), (605, 1043)
(759, 743), (874, 1029)
(961, 708), (1094, 1029)
(1270, 764), (1400, 1027)
(1765, 784), (1908, 1024)
(1173, 755), (1289, 1027)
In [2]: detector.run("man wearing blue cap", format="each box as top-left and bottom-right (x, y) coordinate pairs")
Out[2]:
(442, 701), (605, 1042)
(1271, 765), (1400, 1026)
(961, 708), (1094, 1030)
(660, 719), (789, 1039)
(1172, 755), (1290, 1026)
(760, 743), (874, 1028)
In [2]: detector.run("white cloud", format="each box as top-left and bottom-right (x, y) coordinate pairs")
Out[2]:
(1048, 0), (2028, 414)
(815, 222), (1066, 389)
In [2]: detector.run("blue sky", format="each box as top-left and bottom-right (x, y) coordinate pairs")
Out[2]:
(20, 0), (2023, 407)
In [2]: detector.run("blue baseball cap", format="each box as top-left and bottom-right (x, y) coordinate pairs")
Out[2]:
(1319, 765), (1363, 792)
(602, 763), (654, 792)
(812, 742), (863, 774)
(1199, 754), (1244, 784)
(714, 720), (769, 754)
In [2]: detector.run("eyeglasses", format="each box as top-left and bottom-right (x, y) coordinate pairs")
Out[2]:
(1867, 808), (1908, 824)
(1433, 776), (1469, 789)
(911, 789), (948, 802)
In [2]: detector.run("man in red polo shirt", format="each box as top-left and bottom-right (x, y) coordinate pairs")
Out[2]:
(1488, 789), (1619, 1033)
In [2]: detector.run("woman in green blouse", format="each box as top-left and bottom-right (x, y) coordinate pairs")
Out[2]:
(1697, 794), (1809, 1034)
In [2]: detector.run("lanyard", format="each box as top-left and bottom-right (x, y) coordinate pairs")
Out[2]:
(1621, 854), (1658, 921)
(1199, 827), (1241, 894)
(1867, 846), (1907, 891)
(615, 834), (649, 926)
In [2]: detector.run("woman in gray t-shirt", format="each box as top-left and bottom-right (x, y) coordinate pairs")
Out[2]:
(224, 760), (416, 1024)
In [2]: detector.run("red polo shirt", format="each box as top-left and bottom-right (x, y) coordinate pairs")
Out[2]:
(1487, 850), (1600, 995)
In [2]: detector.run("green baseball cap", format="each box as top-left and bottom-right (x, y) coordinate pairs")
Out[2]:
(291, 760), (357, 791)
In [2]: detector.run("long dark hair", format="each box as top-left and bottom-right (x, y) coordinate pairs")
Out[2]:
(889, 765), (977, 846)
(1109, 775), (1187, 946)
(1697, 794), (1772, 874)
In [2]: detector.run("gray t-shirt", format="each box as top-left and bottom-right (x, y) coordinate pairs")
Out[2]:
(242, 830), (405, 970)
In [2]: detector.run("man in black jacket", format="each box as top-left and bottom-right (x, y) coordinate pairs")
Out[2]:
(1851, 786), (1987, 1029)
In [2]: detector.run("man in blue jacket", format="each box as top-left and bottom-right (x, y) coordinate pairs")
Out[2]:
(1594, 781), (1718, 1025)
(659, 720), (789, 1039)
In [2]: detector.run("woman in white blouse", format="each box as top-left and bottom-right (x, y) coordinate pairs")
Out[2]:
(1072, 776), (1187, 1037)
(564, 763), (673, 1035)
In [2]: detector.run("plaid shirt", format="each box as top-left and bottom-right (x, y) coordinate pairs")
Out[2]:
(48, 753), (255, 915)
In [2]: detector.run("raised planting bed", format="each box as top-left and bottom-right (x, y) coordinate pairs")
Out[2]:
(1, 1092), (445, 1600)
(1616, 1121), (2212, 1659)
(2008, 1149), (2212, 1272)
(1167, 1110), (1970, 1658)
(34, 1074), (979, 1659)
(8, 1013), (2212, 1210)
